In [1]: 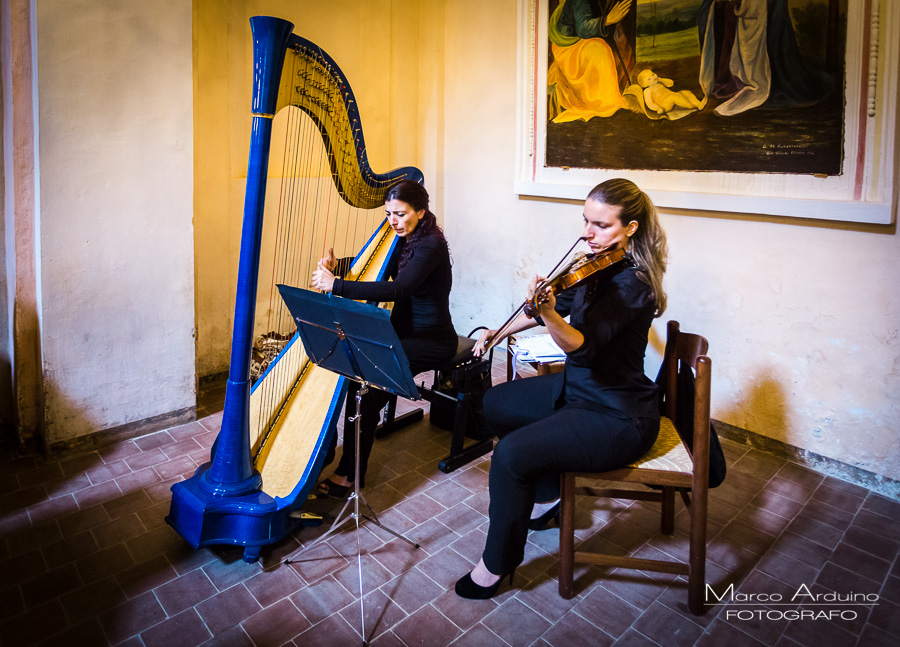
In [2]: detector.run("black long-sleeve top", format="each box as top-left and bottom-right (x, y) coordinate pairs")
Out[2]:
(331, 236), (455, 339)
(545, 259), (659, 420)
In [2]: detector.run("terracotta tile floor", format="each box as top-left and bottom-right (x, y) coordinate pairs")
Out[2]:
(2, 358), (899, 647)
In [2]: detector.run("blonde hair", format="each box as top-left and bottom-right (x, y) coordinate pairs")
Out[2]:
(587, 179), (668, 316)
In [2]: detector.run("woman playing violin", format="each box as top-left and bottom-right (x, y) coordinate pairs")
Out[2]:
(456, 178), (668, 599)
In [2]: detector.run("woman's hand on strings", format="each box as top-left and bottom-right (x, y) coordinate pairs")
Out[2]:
(311, 257), (336, 293)
(531, 272), (584, 353)
(320, 248), (338, 272)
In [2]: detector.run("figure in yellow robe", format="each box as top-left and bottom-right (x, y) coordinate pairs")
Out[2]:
(548, 0), (633, 123)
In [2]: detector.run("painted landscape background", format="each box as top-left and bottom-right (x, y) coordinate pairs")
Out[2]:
(545, 0), (847, 175)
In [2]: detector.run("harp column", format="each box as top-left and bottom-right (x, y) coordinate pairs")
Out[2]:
(199, 16), (295, 496)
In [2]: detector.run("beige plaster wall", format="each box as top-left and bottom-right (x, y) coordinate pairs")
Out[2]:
(1, 1), (14, 428)
(36, 0), (195, 445)
(439, 0), (900, 484)
(0, 97), (9, 428)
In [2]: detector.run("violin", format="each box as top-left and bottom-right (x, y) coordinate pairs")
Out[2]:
(482, 240), (627, 353)
(523, 247), (626, 318)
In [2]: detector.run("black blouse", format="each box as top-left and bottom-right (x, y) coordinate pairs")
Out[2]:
(331, 236), (455, 338)
(547, 260), (659, 420)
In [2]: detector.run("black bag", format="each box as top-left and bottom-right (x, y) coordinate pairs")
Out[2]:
(657, 358), (727, 489)
(431, 358), (492, 439)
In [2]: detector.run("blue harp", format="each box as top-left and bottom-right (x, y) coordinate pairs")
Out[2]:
(167, 16), (423, 562)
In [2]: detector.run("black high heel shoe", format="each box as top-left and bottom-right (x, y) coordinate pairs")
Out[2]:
(455, 567), (517, 600)
(528, 502), (560, 531)
(316, 478), (350, 498)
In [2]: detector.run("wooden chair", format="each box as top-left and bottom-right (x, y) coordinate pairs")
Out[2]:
(558, 320), (712, 615)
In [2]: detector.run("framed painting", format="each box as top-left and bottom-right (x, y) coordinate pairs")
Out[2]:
(514, 0), (898, 223)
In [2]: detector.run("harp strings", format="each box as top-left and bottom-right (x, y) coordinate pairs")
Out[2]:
(253, 49), (328, 446)
(251, 42), (386, 448)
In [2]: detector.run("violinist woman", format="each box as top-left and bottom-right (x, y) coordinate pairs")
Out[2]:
(456, 178), (667, 599)
(311, 180), (458, 497)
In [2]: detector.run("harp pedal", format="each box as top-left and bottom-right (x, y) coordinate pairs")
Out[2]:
(290, 510), (323, 526)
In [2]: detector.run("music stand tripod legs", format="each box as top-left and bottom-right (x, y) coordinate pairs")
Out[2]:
(276, 285), (424, 646)
(283, 382), (419, 646)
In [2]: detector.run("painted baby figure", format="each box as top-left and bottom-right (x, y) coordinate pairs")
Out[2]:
(637, 69), (707, 115)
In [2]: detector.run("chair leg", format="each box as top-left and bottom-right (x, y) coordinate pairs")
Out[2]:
(688, 490), (709, 615)
(661, 486), (675, 535)
(559, 472), (576, 599)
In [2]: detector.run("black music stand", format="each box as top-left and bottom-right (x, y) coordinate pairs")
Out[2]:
(276, 284), (420, 647)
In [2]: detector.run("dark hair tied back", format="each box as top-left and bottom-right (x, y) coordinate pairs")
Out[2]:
(386, 180), (429, 213)
(386, 180), (447, 268)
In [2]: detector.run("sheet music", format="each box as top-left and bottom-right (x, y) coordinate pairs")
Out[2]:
(510, 334), (566, 362)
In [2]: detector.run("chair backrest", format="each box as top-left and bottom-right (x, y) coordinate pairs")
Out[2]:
(662, 320), (708, 419)
(660, 320), (712, 490)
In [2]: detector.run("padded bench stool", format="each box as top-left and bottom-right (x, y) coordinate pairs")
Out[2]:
(377, 334), (494, 473)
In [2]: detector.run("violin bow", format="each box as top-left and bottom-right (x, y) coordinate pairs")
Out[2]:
(483, 237), (589, 353)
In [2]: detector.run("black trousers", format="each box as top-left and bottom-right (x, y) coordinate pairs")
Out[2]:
(481, 372), (658, 575)
(325, 332), (458, 486)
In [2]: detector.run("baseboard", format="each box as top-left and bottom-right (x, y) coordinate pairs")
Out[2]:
(45, 406), (196, 456)
(713, 419), (899, 501)
(198, 371), (228, 387)
(198, 371), (228, 398)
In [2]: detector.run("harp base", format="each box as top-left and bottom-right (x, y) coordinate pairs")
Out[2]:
(166, 463), (302, 563)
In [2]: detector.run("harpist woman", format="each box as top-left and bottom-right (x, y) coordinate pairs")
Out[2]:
(310, 180), (458, 497)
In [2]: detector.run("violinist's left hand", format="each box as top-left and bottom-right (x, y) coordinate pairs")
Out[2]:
(311, 258), (336, 293)
(527, 273), (556, 317)
(537, 288), (556, 316)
